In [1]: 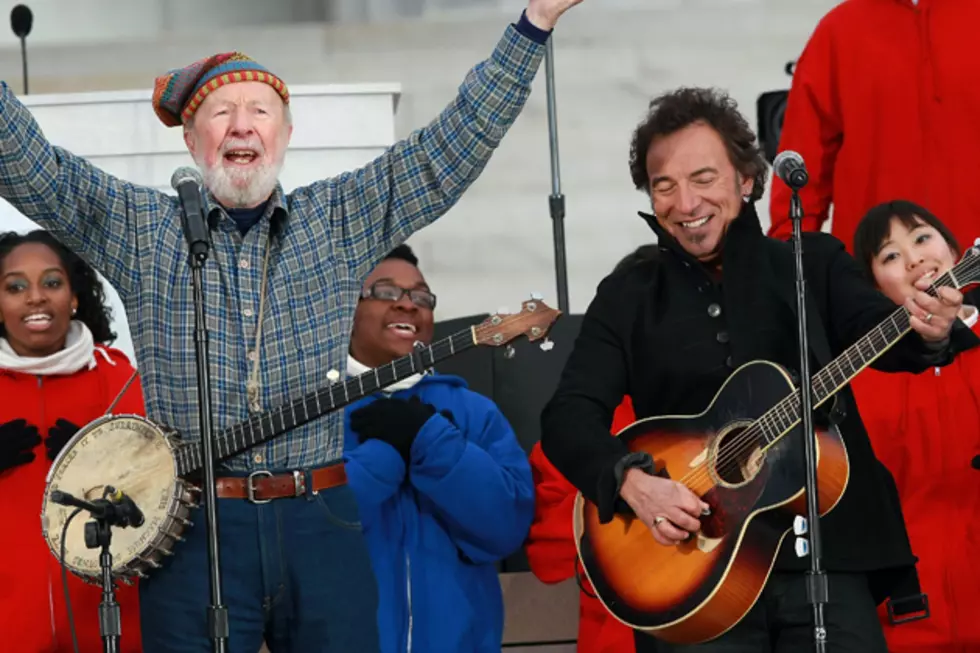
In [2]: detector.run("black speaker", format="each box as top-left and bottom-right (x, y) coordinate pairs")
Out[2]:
(756, 60), (796, 165)
(757, 90), (788, 165)
(431, 313), (585, 572)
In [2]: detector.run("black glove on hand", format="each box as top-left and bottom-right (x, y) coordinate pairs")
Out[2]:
(0, 419), (42, 473)
(349, 396), (436, 463)
(46, 419), (80, 461)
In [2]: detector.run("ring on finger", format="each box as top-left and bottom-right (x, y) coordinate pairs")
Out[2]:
(925, 312), (934, 323)
(653, 516), (666, 526)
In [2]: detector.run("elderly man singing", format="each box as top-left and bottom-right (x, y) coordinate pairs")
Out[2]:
(0, 1), (584, 651)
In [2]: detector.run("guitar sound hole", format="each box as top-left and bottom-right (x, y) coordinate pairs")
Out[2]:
(714, 426), (765, 485)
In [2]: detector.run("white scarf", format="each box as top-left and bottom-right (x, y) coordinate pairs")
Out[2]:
(0, 321), (104, 376)
(347, 355), (425, 394)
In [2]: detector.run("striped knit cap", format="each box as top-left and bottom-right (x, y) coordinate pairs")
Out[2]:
(152, 52), (289, 127)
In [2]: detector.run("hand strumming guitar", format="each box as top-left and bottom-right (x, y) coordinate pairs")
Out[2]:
(619, 468), (710, 546)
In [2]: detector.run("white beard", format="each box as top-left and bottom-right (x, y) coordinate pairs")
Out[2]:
(196, 151), (285, 209)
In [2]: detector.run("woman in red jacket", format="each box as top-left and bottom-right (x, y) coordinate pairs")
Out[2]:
(0, 230), (145, 653)
(850, 200), (980, 653)
(527, 397), (637, 653)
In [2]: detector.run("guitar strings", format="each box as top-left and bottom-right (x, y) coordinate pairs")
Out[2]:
(173, 312), (544, 473)
(672, 257), (980, 492)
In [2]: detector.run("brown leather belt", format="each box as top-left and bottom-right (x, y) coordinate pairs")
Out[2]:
(215, 464), (347, 504)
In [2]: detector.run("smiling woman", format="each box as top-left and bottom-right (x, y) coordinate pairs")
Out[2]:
(0, 229), (146, 653)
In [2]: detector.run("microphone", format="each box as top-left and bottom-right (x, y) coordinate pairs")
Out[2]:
(10, 5), (32, 39)
(51, 486), (145, 528)
(105, 486), (145, 528)
(171, 166), (210, 261)
(773, 150), (809, 190)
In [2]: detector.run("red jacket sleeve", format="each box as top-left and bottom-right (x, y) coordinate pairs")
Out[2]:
(768, 14), (842, 240)
(525, 397), (637, 585)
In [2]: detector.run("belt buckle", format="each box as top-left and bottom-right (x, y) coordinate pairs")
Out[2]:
(246, 470), (274, 504)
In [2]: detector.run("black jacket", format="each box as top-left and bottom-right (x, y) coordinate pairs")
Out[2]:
(540, 203), (978, 599)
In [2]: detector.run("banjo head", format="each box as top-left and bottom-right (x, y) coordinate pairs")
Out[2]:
(41, 414), (189, 580)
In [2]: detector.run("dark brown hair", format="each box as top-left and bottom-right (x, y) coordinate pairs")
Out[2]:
(628, 87), (768, 201)
(852, 200), (959, 280)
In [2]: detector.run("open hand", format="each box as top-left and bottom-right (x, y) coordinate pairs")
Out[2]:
(906, 277), (962, 342)
(619, 468), (709, 546)
(526, 0), (585, 31)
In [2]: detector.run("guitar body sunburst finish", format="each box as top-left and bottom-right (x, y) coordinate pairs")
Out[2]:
(573, 360), (850, 644)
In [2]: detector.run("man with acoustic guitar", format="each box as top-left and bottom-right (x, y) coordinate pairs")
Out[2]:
(0, 0), (584, 650)
(540, 87), (977, 652)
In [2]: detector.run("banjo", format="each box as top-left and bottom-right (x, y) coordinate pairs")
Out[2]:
(40, 296), (560, 584)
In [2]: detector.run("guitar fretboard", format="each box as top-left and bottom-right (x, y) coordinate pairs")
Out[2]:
(754, 258), (972, 447)
(174, 328), (477, 476)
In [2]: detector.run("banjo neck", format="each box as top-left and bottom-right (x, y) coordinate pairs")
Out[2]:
(173, 328), (478, 477)
(170, 296), (561, 477)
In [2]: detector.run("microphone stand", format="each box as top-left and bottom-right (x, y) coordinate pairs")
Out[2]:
(544, 36), (569, 313)
(183, 206), (229, 652)
(52, 487), (142, 653)
(789, 185), (828, 652)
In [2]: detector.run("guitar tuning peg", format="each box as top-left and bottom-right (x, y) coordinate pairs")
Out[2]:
(497, 306), (510, 315)
(539, 338), (555, 352)
(326, 369), (341, 382)
(530, 291), (543, 301)
(504, 345), (516, 359)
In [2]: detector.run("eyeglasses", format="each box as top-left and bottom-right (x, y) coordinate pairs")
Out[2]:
(360, 282), (437, 310)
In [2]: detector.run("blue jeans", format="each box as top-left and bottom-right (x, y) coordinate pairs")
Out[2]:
(139, 479), (380, 653)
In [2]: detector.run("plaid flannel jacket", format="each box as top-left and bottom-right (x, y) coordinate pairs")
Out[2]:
(0, 25), (544, 471)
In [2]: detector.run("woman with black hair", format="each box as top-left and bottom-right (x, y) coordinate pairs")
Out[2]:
(850, 201), (980, 653)
(0, 229), (144, 652)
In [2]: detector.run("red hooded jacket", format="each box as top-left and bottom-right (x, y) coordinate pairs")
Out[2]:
(850, 319), (980, 652)
(526, 397), (636, 653)
(0, 345), (145, 653)
(768, 0), (980, 251)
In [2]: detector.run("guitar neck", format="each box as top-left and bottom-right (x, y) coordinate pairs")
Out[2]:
(759, 264), (964, 446)
(175, 327), (478, 476)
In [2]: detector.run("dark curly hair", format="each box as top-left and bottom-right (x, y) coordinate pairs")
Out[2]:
(0, 230), (116, 344)
(629, 87), (769, 201)
(384, 243), (419, 267)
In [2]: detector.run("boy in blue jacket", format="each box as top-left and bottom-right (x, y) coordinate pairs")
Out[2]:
(343, 244), (535, 653)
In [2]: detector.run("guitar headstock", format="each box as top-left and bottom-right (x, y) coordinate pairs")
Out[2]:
(474, 293), (561, 351)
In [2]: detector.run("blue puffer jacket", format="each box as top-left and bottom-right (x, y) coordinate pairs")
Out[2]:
(343, 372), (534, 653)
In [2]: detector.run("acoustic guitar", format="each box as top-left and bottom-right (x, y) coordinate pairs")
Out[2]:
(573, 247), (980, 644)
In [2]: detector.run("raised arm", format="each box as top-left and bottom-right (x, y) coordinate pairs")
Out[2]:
(768, 15), (842, 241)
(298, 5), (582, 278)
(0, 83), (161, 300)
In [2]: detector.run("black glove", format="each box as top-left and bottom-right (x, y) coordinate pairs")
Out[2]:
(349, 396), (436, 463)
(46, 419), (80, 461)
(0, 419), (42, 473)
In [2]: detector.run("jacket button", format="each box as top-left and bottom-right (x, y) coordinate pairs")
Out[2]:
(717, 331), (729, 344)
(726, 355), (735, 368)
(708, 303), (722, 318)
